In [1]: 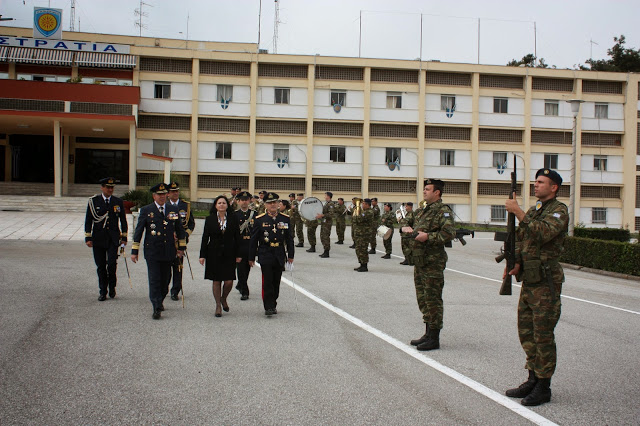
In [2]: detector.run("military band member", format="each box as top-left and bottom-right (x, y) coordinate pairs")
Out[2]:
(402, 179), (455, 351)
(131, 183), (186, 320)
(235, 191), (255, 300)
(279, 199), (293, 216)
(369, 198), (380, 254)
(349, 197), (358, 249)
(305, 216), (319, 253)
(256, 191), (267, 215)
(352, 198), (374, 272)
(227, 187), (241, 211)
(399, 202), (415, 265)
(334, 197), (347, 245)
(167, 181), (195, 301)
(317, 191), (336, 258)
(293, 193), (305, 247)
(85, 177), (128, 301)
(380, 202), (396, 259)
(503, 168), (568, 407)
(248, 192), (295, 316)
(250, 195), (261, 211)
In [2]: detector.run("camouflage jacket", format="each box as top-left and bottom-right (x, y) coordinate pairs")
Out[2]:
(352, 208), (375, 237)
(398, 210), (414, 228)
(334, 203), (347, 222)
(371, 205), (381, 226)
(516, 198), (568, 284)
(409, 199), (455, 270)
(290, 200), (301, 220)
(380, 211), (397, 229)
(321, 200), (338, 223)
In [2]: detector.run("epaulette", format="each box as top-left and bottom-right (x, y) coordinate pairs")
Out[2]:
(280, 213), (290, 218)
(255, 213), (266, 218)
(184, 200), (190, 204)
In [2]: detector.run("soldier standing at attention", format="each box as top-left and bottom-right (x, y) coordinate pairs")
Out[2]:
(352, 198), (374, 272)
(248, 193), (295, 316)
(131, 183), (186, 320)
(503, 168), (568, 407)
(399, 202), (415, 265)
(369, 198), (380, 254)
(379, 202), (396, 259)
(85, 177), (128, 301)
(292, 193), (305, 247)
(235, 191), (255, 300)
(349, 197), (358, 249)
(305, 214), (319, 253)
(334, 197), (347, 245)
(402, 179), (455, 351)
(167, 181), (195, 301)
(316, 191), (336, 258)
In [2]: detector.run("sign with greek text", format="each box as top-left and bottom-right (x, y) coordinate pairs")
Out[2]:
(0, 36), (130, 54)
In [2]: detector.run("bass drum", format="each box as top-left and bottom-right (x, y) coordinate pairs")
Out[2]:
(376, 225), (392, 240)
(299, 197), (324, 221)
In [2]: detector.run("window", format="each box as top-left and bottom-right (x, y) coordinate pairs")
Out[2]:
(592, 207), (607, 224)
(545, 100), (559, 116)
(440, 150), (455, 166)
(273, 144), (289, 161)
(217, 85), (233, 102)
(595, 103), (608, 119)
(154, 82), (171, 99)
(594, 155), (608, 171)
(493, 151), (507, 169)
(385, 147), (401, 164)
(493, 97), (508, 113)
(330, 91), (346, 107)
(544, 153), (558, 169)
(330, 146), (346, 163)
(491, 205), (507, 222)
(386, 92), (402, 109)
(275, 88), (290, 104)
(215, 142), (232, 159)
(94, 78), (117, 85)
(441, 95), (456, 111)
(152, 140), (170, 157)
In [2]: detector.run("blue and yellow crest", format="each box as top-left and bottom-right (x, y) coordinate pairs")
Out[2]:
(34, 8), (62, 38)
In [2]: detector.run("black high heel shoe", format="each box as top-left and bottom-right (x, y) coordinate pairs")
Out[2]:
(215, 306), (222, 317)
(222, 300), (230, 312)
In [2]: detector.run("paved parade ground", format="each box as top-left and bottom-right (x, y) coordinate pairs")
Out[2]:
(1, 212), (639, 425)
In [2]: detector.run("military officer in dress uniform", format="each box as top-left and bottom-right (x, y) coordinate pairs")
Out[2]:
(167, 181), (196, 301)
(334, 197), (347, 245)
(235, 191), (255, 300)
(248, 192), (295, 316)
(131, 183), (186, 320)
(85, 177), (128, 301)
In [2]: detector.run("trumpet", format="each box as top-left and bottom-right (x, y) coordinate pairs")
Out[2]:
(419, 200), (427, 209)
(395, 203), (407, 222)
(351, 198), (363, 217)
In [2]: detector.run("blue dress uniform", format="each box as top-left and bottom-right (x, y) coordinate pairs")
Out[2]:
(132, 183), (186, 318)
(84, 177), (128, 300)
(248, 192), (295, 315)
(167, 183), (196, 300)
(235, 191), (255, 300)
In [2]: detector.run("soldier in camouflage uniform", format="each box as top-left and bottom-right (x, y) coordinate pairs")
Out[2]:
(349, 197), (358, 249)
(379, 203), (396, 259)
(317, 191), (337, 258)
(292, 193), (305, 247)
(399, 202), (415, 265)
(402, 179), (455, 351)
(504, 168), (568, 407)
(369, 198), (380, 254)
(352, 198), (375, 272)
(334, 198), (347, 244)
(279, 199), (293, 217)
(256, 191), (267, 215)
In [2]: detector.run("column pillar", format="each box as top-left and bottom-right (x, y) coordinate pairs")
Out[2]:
(470, 73), (480, 223)
(129, 122), (137, 190)
(190, 58), (200, 200)
(62, 135), (69, 195)
(418, 67), (426, 203)
(305, 63), (315, 196)
(4, 137), (11, 182)
(53, 121), (62, 197)
(248, 61), (258, 194)
(362, 67), (371, 198)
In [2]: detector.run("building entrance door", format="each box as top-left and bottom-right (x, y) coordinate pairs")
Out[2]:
(75, 148), (129, 185)
(9, 135), (54, 182)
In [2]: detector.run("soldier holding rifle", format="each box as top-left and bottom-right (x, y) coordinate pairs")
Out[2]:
(503, 168), (568, 407)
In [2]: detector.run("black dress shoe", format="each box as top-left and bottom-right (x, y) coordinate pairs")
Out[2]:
(241, 294), (249, 300)
(109, 289), (116, 298)
(273, 308), (278, 314)
(265, 309), (274, 316)
(295, 242), (304, 247)
(152, 310), (161, 320)
(98, 295), (107, 301)
(381, 254), (391, 259)
(171, 294), (179, 301)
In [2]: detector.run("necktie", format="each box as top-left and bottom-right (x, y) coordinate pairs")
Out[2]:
(159, 206), (165, 217)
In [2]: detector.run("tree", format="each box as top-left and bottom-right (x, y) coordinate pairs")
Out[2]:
(584, 35), (640, 72)
(507, 54), (553, 68)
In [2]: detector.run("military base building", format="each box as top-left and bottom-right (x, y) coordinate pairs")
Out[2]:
(1, 26), (639, 229)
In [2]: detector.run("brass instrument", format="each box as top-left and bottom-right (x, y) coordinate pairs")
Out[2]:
(351, 198), (363, 216)
(419, 200), (427, 209)
(395, 203), (407, 221)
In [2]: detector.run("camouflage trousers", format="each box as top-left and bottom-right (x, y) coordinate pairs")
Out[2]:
(293, 216), (304, 244)
(413, 266), (445, 329)
(518, 281), (562, 379)
(307, 221), (318, 247)
(320, 219), (333, 251)
(383, 229), (394, 255)
(401, 236), (414, 264)
(369, 225), (377, 250)
(335, 218), (346, 242)
(354, 231), (369, 264)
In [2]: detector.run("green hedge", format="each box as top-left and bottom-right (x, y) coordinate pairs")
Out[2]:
(560, 236), (640, 276)
(574, 227), (630, 242)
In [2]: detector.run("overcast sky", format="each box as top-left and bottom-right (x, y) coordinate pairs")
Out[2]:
(2, 0), (639, 69)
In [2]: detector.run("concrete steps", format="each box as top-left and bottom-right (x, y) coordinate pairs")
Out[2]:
(0, 195), (91, 213)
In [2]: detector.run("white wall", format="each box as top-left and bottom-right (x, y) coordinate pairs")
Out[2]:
(424, 149), (472, 180)
(530, 99), (573, 130)
(312, 145), (362, 176)
(581, 102), (625, 132)
(579, 207), (622, 227)
(198, 84), (251, 117)
(314, 89), (364, 121)
(476, 204), (507, 225)
(137, 138), (191, 172)
(477, 150), (525, 181)
(448, 204), (471, 222)
(369, 91), (419, 122)
(197, 141), (250, 173)
(139, 81), (192, 114)
(254, 143), (307, 175)
(478, 96), (525, 127)
(580, 154), (624, 184)
(425, 94), (473, 125)
(256, 86), (308, 119)
(529, 153), (571, 181)
(368, 147), (418, 178)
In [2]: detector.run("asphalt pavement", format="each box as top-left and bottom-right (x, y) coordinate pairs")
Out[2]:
(0, 213), (638, 425)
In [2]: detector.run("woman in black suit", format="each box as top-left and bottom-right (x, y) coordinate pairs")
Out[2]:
(199, 195), (241, 317)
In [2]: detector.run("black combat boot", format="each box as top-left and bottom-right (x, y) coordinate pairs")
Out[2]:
(400, 259), (409, 265)
(306, 246), (316, 253)
(295, 242), (304, 248)
(410, 323), (430, 346)
(335, 240), (343, 245)
(521, 378), (551, 406)
(368, 248), (376, 254)
(381, 253), (391, 259)
(416, 328), (440, 351)
(356, 263), (368, 272)
(506, 370), (537, 398)
(349, 243), (356, 249)
(319, 250), (329, 258)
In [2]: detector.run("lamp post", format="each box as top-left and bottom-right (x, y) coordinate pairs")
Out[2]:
(566, 99), (584, 236)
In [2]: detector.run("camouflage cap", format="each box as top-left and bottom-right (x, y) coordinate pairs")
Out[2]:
(535, 168), (563, 186)
(150, 182), (168, 194)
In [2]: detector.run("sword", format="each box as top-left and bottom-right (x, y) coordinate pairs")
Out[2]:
(120, 246), (132, 289)
(185, 248), (194, 280)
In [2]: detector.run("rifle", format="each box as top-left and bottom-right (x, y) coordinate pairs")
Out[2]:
(445, 228), (475, 247)
(494, 155), (517, 296)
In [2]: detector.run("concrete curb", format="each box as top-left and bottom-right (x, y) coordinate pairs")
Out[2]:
(561, 262), (640, 282)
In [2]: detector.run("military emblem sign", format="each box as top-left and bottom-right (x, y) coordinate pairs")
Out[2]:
(34, 8), (63, 39)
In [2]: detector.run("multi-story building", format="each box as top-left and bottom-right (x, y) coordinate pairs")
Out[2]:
(1, 27), (639, 229)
